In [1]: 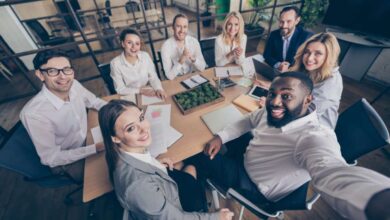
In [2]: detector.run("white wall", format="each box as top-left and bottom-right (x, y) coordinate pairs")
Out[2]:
(0, 6), (37, 70)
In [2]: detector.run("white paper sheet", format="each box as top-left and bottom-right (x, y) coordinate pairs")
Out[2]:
(91, 126), (103, 144)
(215, 66), (243, 77)
(145, 104), (171, 125)
(141, 95), (163, 105)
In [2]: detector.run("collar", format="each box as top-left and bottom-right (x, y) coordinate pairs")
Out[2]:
(280, 103), (318, 132)
(120, 52), (140, 67)
(282, 30), (294, 41)
(42, 84), (72, 110)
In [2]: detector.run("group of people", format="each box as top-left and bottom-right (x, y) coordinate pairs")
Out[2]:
(18, 5), (389, 220)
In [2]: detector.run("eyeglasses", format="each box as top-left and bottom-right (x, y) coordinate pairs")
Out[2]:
(39, 67), (74, 77)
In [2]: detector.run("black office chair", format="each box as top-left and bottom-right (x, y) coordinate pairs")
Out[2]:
(200, 37), (216, 68)
(98, 63), (116, 95)
(0, 122), (81, 204)
(25, 20), (70, 47)
(125, 1), (140, 13)
(157, 50), (166, 80)
(336, 98), (390, 164)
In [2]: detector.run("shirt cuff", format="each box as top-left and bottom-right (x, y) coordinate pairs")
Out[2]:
(274, 62), (281, 69)
(216, 130), (230, 144)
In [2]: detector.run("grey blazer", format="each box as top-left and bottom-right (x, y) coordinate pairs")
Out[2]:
(113, 150), (219, 220)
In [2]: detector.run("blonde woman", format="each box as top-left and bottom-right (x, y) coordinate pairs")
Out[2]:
(258, 32), (342, 129)
(215, 11), (247, 66)
(289, 32), (343, 129)
(110, 29), (166, 99)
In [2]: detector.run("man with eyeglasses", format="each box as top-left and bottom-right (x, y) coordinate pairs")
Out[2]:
(20, 50), (107, 182)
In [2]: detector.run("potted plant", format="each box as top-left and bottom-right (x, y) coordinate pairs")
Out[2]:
(201, 0), (213, 27)
(300, 0), (329, 28)
(244, 0), (272, 37)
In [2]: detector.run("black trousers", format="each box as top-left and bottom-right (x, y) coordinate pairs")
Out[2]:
(168, 169), (207, 212)
(187, 133), (269, 205)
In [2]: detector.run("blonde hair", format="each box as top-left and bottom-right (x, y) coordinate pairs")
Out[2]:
(222, 11), (245, 46)
(289, 32), (340, 84)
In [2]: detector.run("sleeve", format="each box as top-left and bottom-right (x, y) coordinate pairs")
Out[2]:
(217, 108), (264, 144)
(215, 36), (232, 67)
(294, 132), (390, 220)
(127, 177), (219, 220)
(74, 80), (107, 110)
(145, 53), (163, 91)
(21, 114), (97, 167)
(235, 34), (247, 65)
(161, 41), (184, 80)
(313, 74), (343, 129)
(110, 59), (140, 95)
(263, 32), (279, 67)
(191, 39), (207, 71)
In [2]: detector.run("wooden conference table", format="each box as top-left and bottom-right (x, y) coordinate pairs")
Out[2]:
(83, 68), (264, 202)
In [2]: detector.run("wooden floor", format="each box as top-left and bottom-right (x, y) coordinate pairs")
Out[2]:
(1, 7), (390, 220)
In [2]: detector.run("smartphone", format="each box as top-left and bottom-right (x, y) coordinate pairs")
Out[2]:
(248, 85), (268, 100)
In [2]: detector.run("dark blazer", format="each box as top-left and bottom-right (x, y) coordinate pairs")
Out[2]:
(263, 26), (313, 67)
(113, 150), (219, 220)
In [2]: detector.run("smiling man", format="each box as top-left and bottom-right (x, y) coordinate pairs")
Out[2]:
(20, 50), (106, 182)
(190, 72), (390, 219)
(161, 14), (206, 80)
(263, 6), (312, 73)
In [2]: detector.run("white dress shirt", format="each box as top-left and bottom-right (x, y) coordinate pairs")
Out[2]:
(161, 35), (206, 80)
(215, 34), (247, 67)
(110, 51), (163, 95)
(20, 80), (107, 167)
(274, 33), (293, 68)
(122, 149), (167, 174)
(217, 105), (390, 219)
(312, 67), (343, 129)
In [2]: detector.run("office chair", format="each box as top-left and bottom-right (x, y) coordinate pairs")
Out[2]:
(98, 63), (116, 95)
(200, 37), (216, 68)
(336, 98), (390, 164)
(125, 1), (140, 13)
(0, 122), (82, 204)
(157, 51), (166, 80)
(25, 20), (70, 47)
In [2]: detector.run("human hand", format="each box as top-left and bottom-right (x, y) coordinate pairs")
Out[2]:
(218, 208), (234, 220)
(155, 89), (167, 100)
(95, 142), (105, 152)
(234, 47), (243, 57)
(258, 96), (266, 108)
(157, 157), (174, 171)
(204, 135), (222, 160)
(278, 61), (290, 72)
(179, 47), (191, 64)
(140, 86), (156, 97)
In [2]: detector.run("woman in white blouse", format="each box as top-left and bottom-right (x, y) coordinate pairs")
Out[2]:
(110, 29), (166, 99)
(215, 11), (247, 67)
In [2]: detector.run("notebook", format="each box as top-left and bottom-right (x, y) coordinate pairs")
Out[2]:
(181, 74), (209, 89)
(215, 66), (243, 78)
(201, 104), (244, 134)
(233, 94), (260, 112)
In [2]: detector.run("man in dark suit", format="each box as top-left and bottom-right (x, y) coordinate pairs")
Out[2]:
(263, 6), (313, 72)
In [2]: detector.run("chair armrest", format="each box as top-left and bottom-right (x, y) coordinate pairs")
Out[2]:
(227, 188), (282, 218)
(206, 178), (227, 199)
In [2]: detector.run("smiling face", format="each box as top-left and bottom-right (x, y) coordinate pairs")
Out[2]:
(266, 77), (311, 128)
(303, 41), (327, 73)
(35, 56), (74, 99)
(279, 9), (300, 37)
(121, 33), (141, 57)
(173, 17), (188, 42)
(112, 107), (151, 151)
(226, 16), (240, 38)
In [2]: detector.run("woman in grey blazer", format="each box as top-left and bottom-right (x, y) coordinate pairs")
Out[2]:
(98, 100), (233, 220)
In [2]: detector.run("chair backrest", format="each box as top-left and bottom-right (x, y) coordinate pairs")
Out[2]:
(25, 20), (51, 42)
(98, 63), (117, 95)
(157, 50), (166, 80)
(105, 0), (112, 16)
(200, 37), (216, 68)
(125, 1), (140, 13)
(335, 98), (390, 163)
(0, 122), (74, 187)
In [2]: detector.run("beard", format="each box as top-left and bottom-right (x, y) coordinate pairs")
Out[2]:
(280, 27), (293, 37)
(266, 103), (304, 128)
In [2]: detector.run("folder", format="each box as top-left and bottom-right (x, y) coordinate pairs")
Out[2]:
(233, 94), (260, 112)
(201, 104), (243, 134)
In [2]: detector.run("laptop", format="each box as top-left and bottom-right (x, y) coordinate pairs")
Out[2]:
(253, 58), (281, 80)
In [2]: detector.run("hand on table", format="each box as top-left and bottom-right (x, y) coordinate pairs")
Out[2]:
(157, 157), (174, 171)
(277, 61), (290, 72)
(155, 89), (167, 100)
(218, 208), (234, 220)
(95, 142), (105, 152)
(140, 86), (156, 97)
(204, 135), (223, 160)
